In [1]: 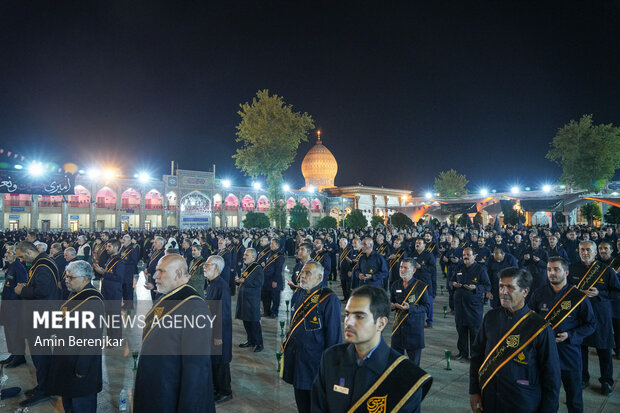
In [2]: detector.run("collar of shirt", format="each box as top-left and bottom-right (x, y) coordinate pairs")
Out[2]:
(360, 338), (383, 365)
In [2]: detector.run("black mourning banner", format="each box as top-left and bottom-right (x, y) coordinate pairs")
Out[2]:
(519, 199), (564, 212)
(0, 170), (75, 195)
(439, 202), (477, 215)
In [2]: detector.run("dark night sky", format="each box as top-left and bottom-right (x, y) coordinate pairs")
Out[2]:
(2, 1), (619, 193)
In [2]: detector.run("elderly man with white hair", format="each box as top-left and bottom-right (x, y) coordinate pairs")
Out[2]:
(48, 260), (105, 413)
(204, 255), (233, 404)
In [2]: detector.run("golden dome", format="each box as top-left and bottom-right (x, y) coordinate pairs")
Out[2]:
(301, 131), (338, 191)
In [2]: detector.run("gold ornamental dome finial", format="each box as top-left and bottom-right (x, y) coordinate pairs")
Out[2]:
(301, 130), (337, 191)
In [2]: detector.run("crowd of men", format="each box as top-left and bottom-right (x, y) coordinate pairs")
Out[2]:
(0, 221), (618, 412)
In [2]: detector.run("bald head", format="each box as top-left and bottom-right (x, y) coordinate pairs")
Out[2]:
(154, 254), (190, 294)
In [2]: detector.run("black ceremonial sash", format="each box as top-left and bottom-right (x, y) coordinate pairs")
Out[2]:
(189, 257), (205, 275)
(478, 311), (548, 392)
(389, 249), (405, 271)
(60, 288), (104, 320)
(257, 247), (270, 261)
(377, 244), (387, 255)
(351, 251), (363, 271)
(148, 249), (164, 268)
(576, 260), (607, 290)
(314, 252), (325, 263)
(347, 356), (432, 413)
(27, 256), (60, 286)
(339, 248), (351, 266)
(281, 288), (333, 352)
(544, 286), (587, 330)
(609, 256), (620, 272)
(392, 281), (427, 336)
(241, 263), (259, 279)
(142, 284), (201, 344)
(263, 253), (280, 269)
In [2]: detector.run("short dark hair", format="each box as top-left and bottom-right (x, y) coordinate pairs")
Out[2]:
(108, 239), (121, 250)
(493, 246), (505, 254)
(498, 267), (532, 291)
(350, 285), (390, 321)
(548, 256), (569, 271)
(300, 242), (313, 251)
(415, 237), (426, 244)
(192, 244), (202, 252)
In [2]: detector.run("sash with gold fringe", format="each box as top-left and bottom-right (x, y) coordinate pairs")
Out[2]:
(257, 247), (270, 261)
(27, 256), (60, 286)
(392, 280), (428, 336)
(339, 247), (351, 266)
(60, 288), (104, 320)
(142, 284), (201, 344)
(544, 286), (587, 330)
(189, 257), (205, 275)
(351, 251), (364, 271)
(347, 355), (432, 413)
(148, 249), (164, 268)
(389, 249), (405, 272)
(576, 260), (607, 290)
(241, 262), (259, 279)
(281, 287), (334, 352)
(478, 311), (549, 392)
(263, 253), (281, 269)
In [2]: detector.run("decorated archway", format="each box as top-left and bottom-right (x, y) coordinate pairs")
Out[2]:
(242, 194), (255, 211)
(180, 191), (211, 228)
(257, 195), (269, 212)
(225, 194), (239, 210)
(311, 198), (322, 213)
(121, 188), (141, 209)
(69, 185), (90, 207)
(166, 191), (177, 210)
(286, 197), (296, 211)
(95, 187), (116, 209)
(145, 189), (163, 209)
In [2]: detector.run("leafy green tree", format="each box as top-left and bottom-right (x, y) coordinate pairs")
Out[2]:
(546, 114), (620, 191)
(345, 209), (368, 229)
(370, 215), (385, 228)
(580, 202), (602, 225)
(316, 215), (338, 229)
(604, 205), (620, 224)
(289, 202), (310, 229)
(473, 212), (483, 227)
(433, 169), (469, 198)
(242, 211), (270, 229)
(500, 204), (525, 226)
(390, 212), (413, 228)
(234, 89), (315, 228)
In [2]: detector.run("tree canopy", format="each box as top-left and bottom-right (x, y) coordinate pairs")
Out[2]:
(289, 202), (310, 229)
(433, 169), (469, 198)
(580, 201), (602, 225)
(546, 114), (620, 191)
(316, 215), (338, 229)
(345, 209), (368, 229)
(390, 212), (413, 228)
(370, 215), (385, 228)
(604, 205), (620, 224)
(242, 211), (270, 229)
(234, 89), (315, 227)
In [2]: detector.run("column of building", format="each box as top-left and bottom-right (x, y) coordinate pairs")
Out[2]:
(139, 188), (146, 229)
(31, 194), (39, 229)
(0, 196), (4, 230)
(61, 195), (69, 230)
(116, 186), (122, 230)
